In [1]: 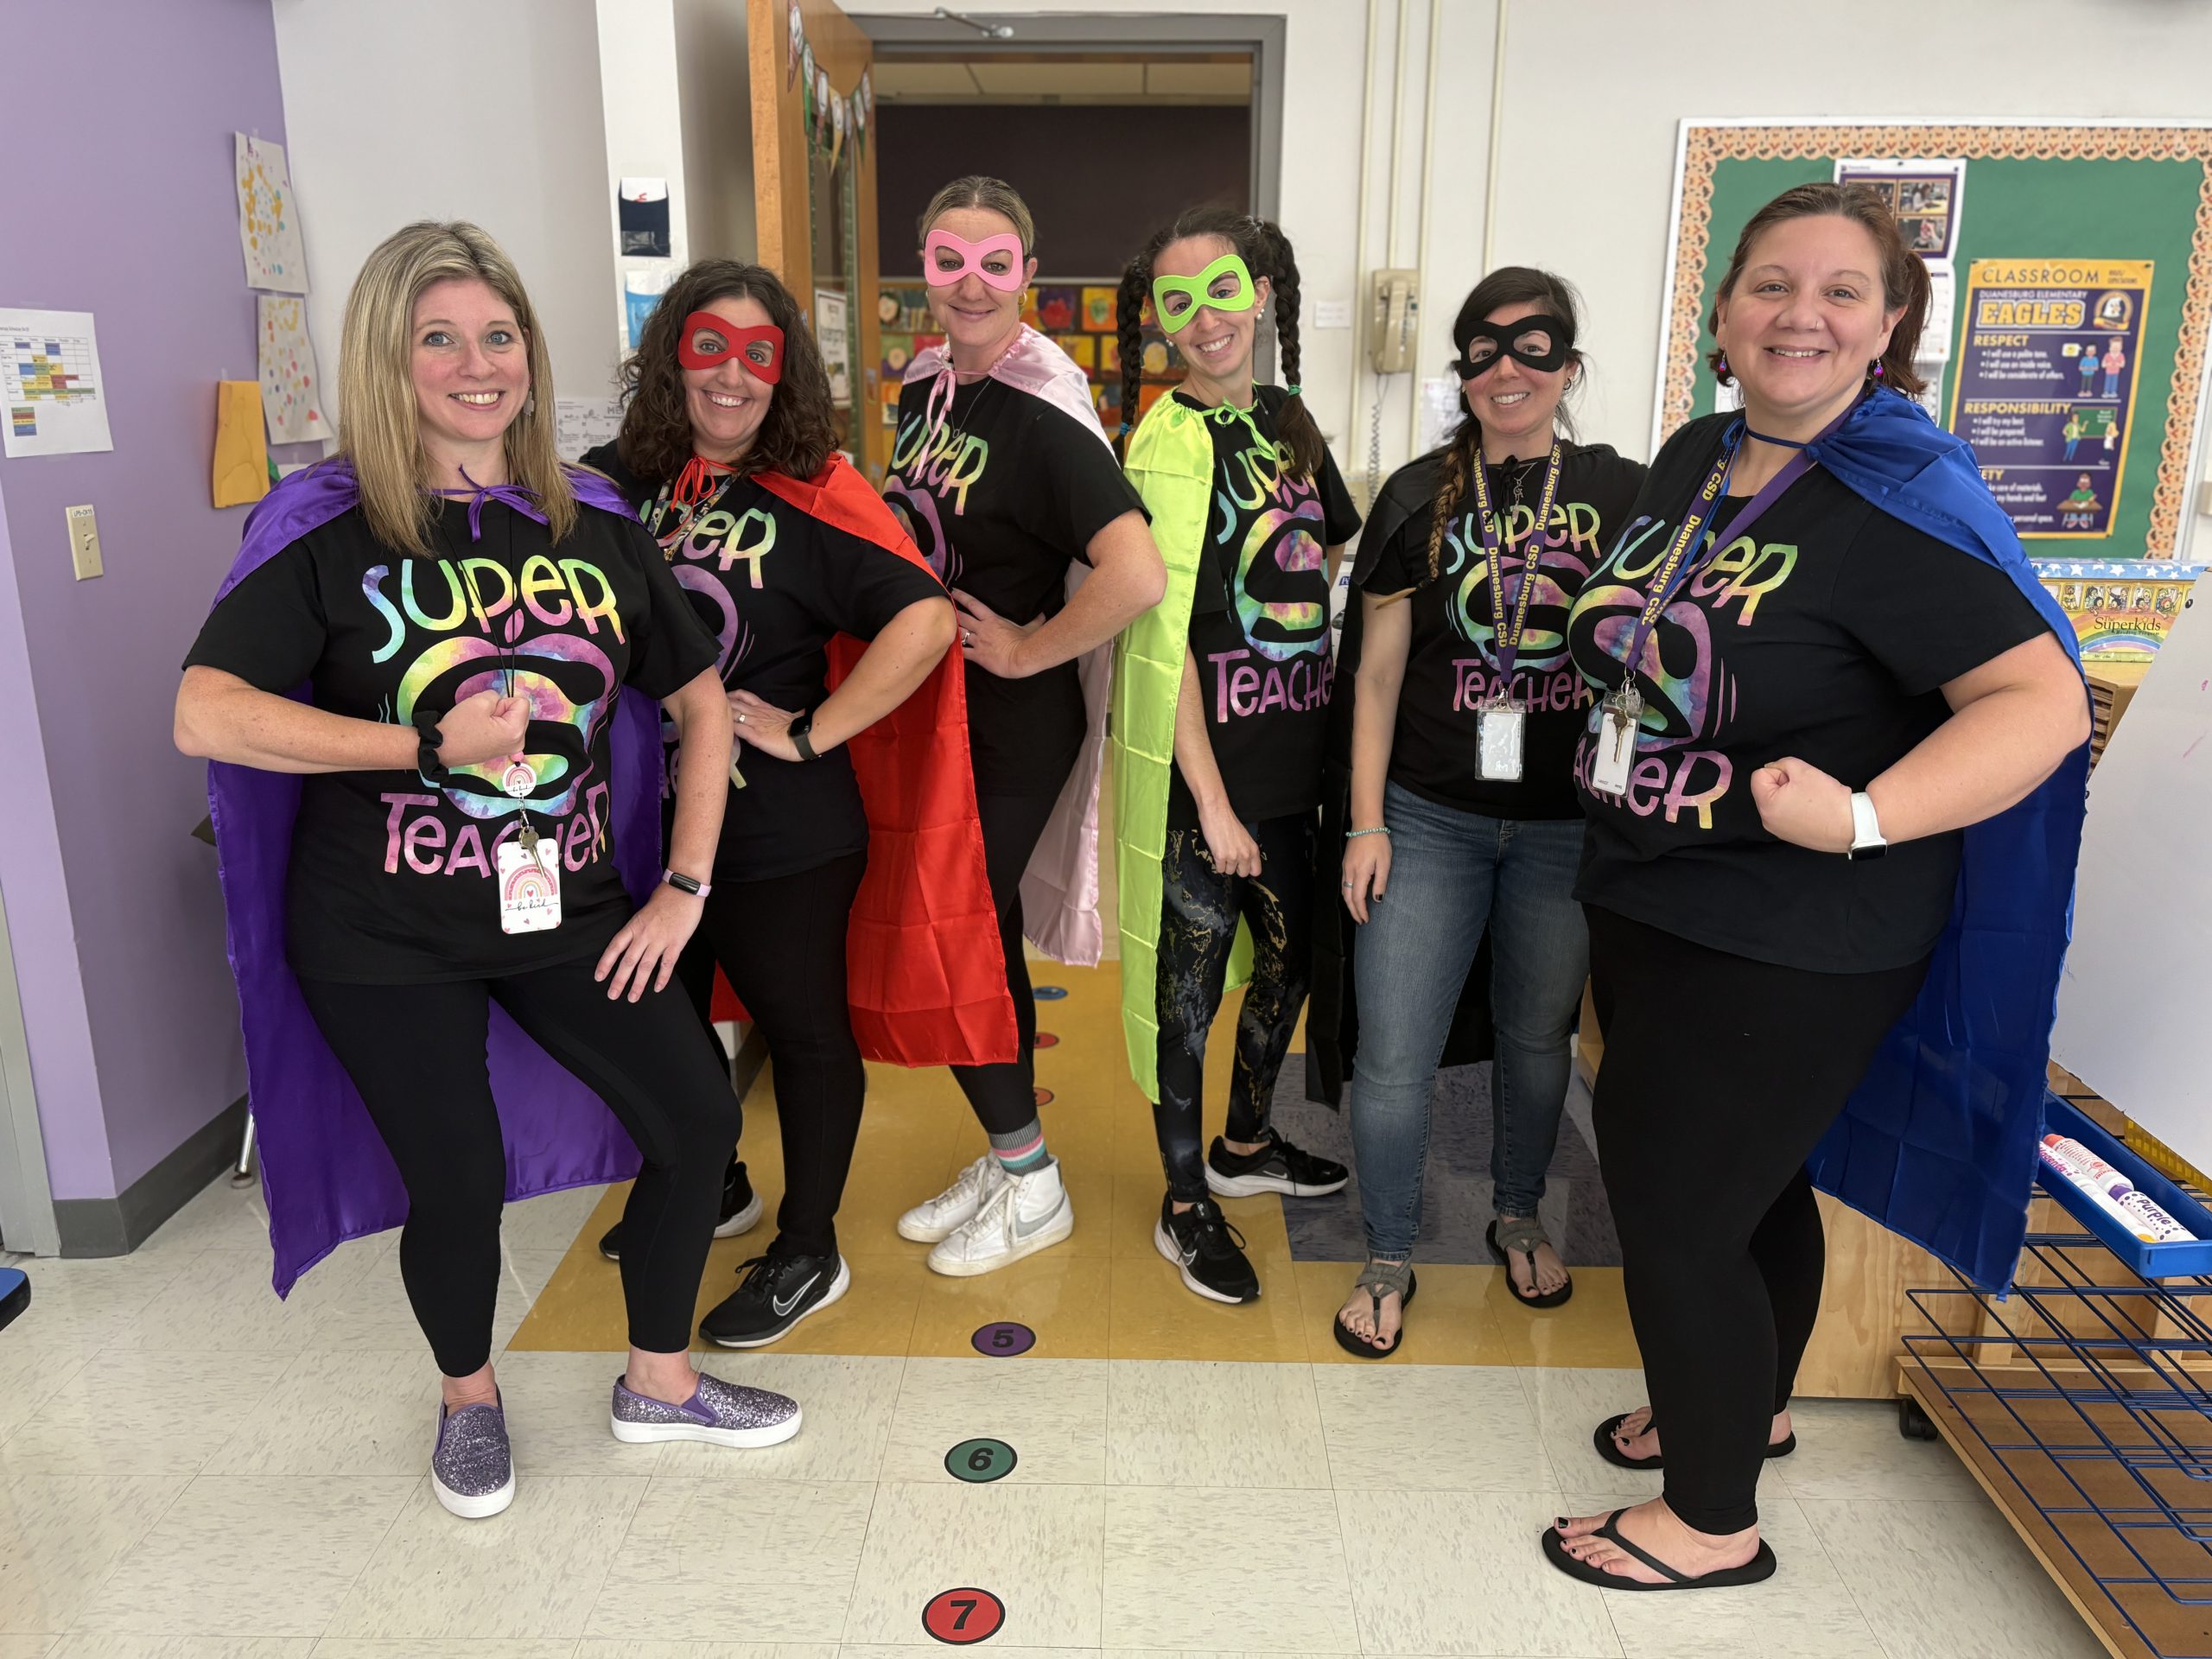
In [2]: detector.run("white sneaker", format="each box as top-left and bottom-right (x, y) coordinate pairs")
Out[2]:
(926, 1161), (1074, 1277)
(897, 1154), (1007, 1243)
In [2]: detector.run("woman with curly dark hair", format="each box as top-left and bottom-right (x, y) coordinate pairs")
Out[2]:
(584, 260), (1013, 1348)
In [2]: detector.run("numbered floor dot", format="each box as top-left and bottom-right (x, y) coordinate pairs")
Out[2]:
(1032, 984), (1068, 1001)
(1033, 1031), (1059, 1049)
(971, 1320), (1036, 1357)
(923, 1586), (1006, 1645)
(1033, 1086), (1055, 1108)
(945, 1436), (1018, 1483)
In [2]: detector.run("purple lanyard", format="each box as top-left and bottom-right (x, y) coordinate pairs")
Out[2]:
(1618, 405), (1848, 676)
(1467, 441), (1563, 685)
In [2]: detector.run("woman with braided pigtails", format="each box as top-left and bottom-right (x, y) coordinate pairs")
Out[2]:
(1321, 270), (1644, 1355)
(1111, 208), (1362, 1306)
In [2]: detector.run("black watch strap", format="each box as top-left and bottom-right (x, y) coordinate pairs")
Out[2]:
(789, 712), (819, 763)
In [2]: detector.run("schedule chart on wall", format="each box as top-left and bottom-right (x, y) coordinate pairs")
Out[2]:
(0, 307), (112, 458)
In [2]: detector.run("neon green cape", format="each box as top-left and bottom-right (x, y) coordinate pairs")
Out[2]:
(1114, 394), (1253, 1103)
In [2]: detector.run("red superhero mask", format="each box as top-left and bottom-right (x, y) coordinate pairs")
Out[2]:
(676, 312), (785, 384)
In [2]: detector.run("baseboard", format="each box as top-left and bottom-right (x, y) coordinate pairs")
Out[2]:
(53, 1095), (247, 1257)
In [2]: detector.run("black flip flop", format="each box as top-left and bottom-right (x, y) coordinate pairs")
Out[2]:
(1486, 1220), (1573, 1309)
(1332, 1269), (1418, 1358)
(1541, 1510), (1778, 1592)
(1593, 1413), (1799, 1472)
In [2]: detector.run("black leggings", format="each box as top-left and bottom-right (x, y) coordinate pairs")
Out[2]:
(1586, 906), (1929, 1535)
(674, 850), (868, 1258)
(949, 790), (1064, 1135)
(299, 957), (741, 1376)
(1154, 816), (1315, 1201)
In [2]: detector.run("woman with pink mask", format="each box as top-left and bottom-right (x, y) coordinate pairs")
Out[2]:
(1324, 271), (1644, 1356)
(1549, 184), (2089, 1591)
(882, 176), (1166, 1276)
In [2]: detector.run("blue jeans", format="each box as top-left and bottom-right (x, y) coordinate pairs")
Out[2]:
(1348, 782), (1588, 1260)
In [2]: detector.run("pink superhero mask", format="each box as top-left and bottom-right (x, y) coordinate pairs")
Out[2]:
(676, 313), (785, 384)
(922, 228), (1029, 293)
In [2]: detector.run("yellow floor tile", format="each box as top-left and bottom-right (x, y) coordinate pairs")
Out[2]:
(1107, 1249), (1311, 1363)
(906, 1250), (1112, 1359)
(1293, 1260), (1518, 1368)
(1492, 1265), (1644, 1369)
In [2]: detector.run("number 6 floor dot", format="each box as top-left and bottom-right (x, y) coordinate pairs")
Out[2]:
(946, 1436), (1018, 1483)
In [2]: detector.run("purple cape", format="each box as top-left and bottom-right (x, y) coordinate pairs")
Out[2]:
(207, 460), (663, 1295)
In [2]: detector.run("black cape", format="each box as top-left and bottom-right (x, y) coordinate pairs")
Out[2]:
(1305, 448), (1496, 1107)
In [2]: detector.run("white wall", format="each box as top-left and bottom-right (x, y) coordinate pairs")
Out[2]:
(270, 0), (622, 409)
(599, 0), (695, 359)
(675, 0), (758, 264)
(850, 0), (2212, 549)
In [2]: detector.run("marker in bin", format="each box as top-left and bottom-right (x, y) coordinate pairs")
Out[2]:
(2038, 1135), (2198, 1243)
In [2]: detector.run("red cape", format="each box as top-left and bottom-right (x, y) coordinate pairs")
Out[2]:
(722, 455), (1016, 1067)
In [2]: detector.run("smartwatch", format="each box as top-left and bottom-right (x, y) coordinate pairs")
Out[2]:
(1847, 791), (1888, 861)
(788, 711), (820, 763)
(412, 709), (449, 783)
(663, 868), (712, 899)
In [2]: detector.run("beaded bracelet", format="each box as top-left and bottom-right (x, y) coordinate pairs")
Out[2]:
(1344, 827), (1391, 839)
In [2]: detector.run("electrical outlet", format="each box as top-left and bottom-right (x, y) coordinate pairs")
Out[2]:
(64, 505), (101, 580)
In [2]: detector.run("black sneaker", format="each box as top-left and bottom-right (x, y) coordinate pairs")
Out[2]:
(699, 1241), (851, 1348)
(600, 1160), (760, 1262)
(1205, 1128), (1349, 1198)
(1153, 1194), (1260, 1305)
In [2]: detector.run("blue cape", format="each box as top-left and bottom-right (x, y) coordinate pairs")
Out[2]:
(1799, 388), (2090, 1290)
(207, 460), (664, 1295)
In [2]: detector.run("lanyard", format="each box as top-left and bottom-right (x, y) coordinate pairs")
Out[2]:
(1466, 441), (1563, 684)
(1618, 403), (1852, 678)
(439, 491), (543, 814)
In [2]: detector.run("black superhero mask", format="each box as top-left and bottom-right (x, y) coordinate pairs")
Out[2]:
(1452, 315), (1572, 378)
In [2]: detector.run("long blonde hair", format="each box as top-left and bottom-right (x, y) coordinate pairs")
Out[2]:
(337, 220), (576, 555)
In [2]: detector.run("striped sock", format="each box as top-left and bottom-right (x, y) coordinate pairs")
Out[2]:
(988, 1120), (1051, 1177)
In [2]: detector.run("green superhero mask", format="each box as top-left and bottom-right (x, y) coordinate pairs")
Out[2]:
(1151, 252), (1257, 334)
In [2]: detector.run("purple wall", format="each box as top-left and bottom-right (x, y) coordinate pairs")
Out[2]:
(0, 0), (296, 1198)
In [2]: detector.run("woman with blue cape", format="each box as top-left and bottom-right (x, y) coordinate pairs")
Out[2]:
(177, 222), (802, 1521)
(1544, 185), (2091, 1591)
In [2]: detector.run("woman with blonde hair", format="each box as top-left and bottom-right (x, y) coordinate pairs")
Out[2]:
(178, 220), (800, 1522)
(882, 176), (1165, 1275)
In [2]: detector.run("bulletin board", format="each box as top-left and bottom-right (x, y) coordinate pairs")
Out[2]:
(1654, 120), (2212, 563)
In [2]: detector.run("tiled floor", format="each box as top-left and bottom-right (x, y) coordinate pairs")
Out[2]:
(0, 967), (2104, 1657)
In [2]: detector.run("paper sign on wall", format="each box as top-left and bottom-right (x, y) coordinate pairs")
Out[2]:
(1, 308), (113, 458)
(212, 380), (270, 507)
(234, 133), (309, 294)
(814, 289), (850, 404)
(556, 397), (624, 461)
(257, 295), (331, 443)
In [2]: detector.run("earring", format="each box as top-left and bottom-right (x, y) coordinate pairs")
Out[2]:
(525, 393), (538, 416)
(1870, 360), (1885, 379)
(1716, 350), (1730, 380)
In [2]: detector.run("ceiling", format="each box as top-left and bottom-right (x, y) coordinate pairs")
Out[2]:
(871, 54), (1251, 105)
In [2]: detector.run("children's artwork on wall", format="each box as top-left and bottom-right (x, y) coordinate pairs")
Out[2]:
(1036, 288), (1078, 332)
(234, 133), (308, 294)
(1081, 287), (1117, 330)
(1098, 335), (1121, 375)
(257, 296), (330, 443)
(1057, 334), (1096, 370)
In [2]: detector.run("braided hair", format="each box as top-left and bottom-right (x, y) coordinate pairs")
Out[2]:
(1112, 206), (1326, 480)
(1424, 267), (1587, 583)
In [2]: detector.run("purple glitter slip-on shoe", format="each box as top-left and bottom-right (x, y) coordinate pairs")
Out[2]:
(430, 1396), (516, 1519)
(609, 1370), (802, 1449)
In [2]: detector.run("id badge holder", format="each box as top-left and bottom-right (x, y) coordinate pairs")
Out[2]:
(1477, 696), (1526, 782)
(1589, 685), (1642, 797)
(497, 827), (563, 935)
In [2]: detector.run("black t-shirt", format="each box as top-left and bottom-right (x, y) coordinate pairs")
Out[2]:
(1359, 442), (1644, 819)
(1169, 386), (1362, 826)
(882, 374), (1144, 796)
(184, 496), (718, 983)
(1567, 413), (2050, 973)
(583, 445), (948, 883)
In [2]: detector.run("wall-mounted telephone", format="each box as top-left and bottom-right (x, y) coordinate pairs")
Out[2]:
(1369, 269), (1420, 374)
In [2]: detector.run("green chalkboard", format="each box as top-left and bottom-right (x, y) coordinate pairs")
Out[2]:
(1658, 124), (2212, 561)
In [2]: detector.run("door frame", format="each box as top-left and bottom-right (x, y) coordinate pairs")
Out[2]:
(0, 875), (59, 1256)
(855, 11), (1286, 238)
